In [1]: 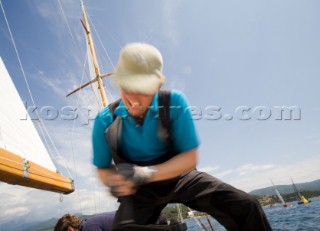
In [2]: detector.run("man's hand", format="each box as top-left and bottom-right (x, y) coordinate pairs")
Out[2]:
(107, 172), (136, 197)
(96, 168), (136, 197)
(116, 164), (157, 187)
(97, 164), (156, 197)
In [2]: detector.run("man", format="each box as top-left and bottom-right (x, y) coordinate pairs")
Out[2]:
(54, 212), (115, 231)
(92, 43), (272, 230)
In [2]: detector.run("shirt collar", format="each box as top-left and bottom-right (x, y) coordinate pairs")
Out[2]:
(114, 92), (159, 118)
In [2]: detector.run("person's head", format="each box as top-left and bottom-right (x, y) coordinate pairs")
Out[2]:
(170, 218), (178, 225)
(112, 43), (166, 117)
(157, 213), (168, 225)
(54, 214), (82, 231)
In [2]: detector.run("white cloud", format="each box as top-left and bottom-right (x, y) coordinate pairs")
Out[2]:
(198, 155), (320, 193)
(226, 156), (320, 192)
(167, 75), (187, 92)
(3, 207), (29, 218)
(34, 118), (100, 188)
(36, 70), (69, 99)
(183, 66), (192, 75)
(236, 163), (275, 176)
(0, 185), (31, 223)
(33, 0), (80, 36)
(0, 181), (118, 225)
(33, 1), (60, 21)
(198, 165), (220, 173)
(215, 169), (234, 178)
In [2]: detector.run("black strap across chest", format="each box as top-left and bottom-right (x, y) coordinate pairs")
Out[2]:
(105, 91), (175, 166)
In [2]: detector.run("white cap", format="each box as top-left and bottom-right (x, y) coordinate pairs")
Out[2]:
(111, 43), (165, 94)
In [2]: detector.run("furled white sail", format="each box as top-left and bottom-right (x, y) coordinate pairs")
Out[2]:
(0, 57), (74, 194)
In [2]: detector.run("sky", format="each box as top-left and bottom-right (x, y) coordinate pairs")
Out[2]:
(1, 0), (320, 227)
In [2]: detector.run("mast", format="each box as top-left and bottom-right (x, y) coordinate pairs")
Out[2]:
(80, 0), (108, 106)
(271, 180), (288, 207)
(290, 177), (309, 204)
(290, 177), (302, 200)
(67, 0), (112, 104)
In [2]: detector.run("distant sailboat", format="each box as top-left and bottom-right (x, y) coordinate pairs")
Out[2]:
(0, 57), (74, 194)
(270, 180), (289, 207)
(290, 177), (310, 205)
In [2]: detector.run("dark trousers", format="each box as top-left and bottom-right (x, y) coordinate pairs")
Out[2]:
(111, 170), (272, 231)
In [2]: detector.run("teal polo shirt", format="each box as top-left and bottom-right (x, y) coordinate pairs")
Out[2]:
(92, 90), (200, 168)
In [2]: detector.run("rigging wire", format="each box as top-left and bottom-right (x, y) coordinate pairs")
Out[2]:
(187, 208), (207, 230)
(58, 0), (115, 214)
(0, 0), (73, 180)
(0, 127), (6, 150)
(91, 42), (115, 104)
(57, 0), (105, 107)
(83, 34), (105, 109)
(57, 0), (105, 214)
(59, 193), (64, 202)
(87, 9), (122, 50)
(57, 0), (123, 214)
(36, 118), (55, 162)
(59, 193), (64, 220)
(83, 6), (203, 225)
(57, 0), (78, 50)
(65, 48), (90, 213)
(206, 215), (215, 231)
(176, 203), (183, 223)
(86, 10), (116, 70)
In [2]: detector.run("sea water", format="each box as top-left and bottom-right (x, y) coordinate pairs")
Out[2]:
(185, 197), (320, 231)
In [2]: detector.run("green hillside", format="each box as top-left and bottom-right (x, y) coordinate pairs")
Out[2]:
(249, 179), (320, 195)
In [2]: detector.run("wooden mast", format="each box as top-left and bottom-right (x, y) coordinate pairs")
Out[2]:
(80, 0), (108, 106)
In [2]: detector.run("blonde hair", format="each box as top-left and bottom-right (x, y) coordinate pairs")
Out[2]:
(54, 214), (81, 231)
